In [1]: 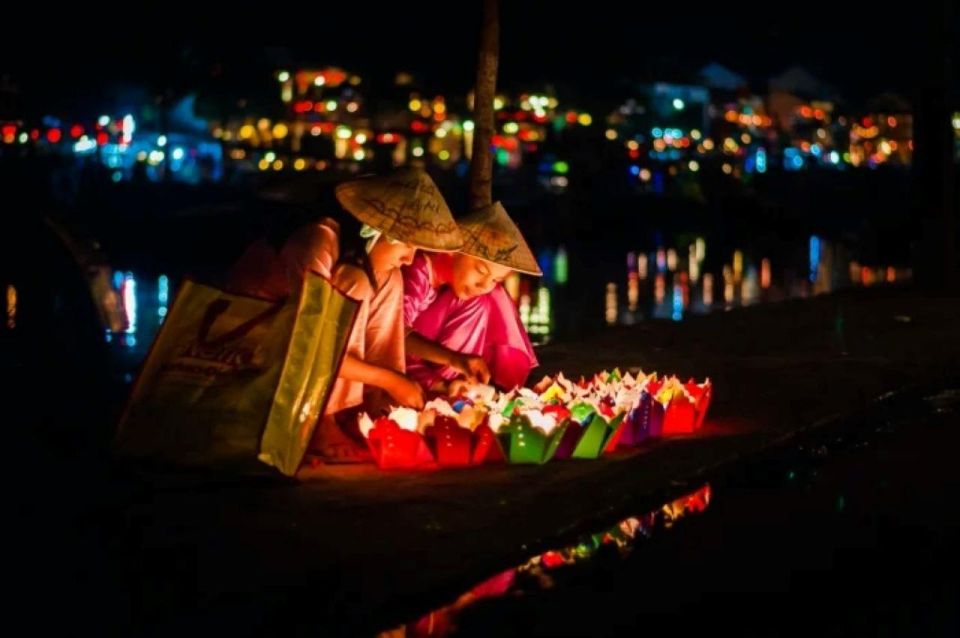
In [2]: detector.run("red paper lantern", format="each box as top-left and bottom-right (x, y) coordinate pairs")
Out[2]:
(364, 418), (433, 469)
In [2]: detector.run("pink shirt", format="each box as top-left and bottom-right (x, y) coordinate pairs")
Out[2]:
(228, 219), (405, 414)
(402, 252), (538, 390)
(402, 252), (446, 329)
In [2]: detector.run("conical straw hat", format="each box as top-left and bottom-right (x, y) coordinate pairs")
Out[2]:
(335, 168), (463, 251)
(456, 201), (542, 276)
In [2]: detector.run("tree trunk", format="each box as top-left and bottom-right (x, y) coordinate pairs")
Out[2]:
(467, 0), (499, 211)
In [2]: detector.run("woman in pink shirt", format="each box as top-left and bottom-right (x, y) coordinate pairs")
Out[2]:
(403, 201), (541, 393)
(229, 168), (463, 461)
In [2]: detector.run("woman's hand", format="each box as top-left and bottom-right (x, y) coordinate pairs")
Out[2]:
(447, 378), (471, 397)
(450, 354), (491, 384)
(386, 374), (426, 409)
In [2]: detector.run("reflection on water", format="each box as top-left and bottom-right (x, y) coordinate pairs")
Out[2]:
(688, 244), (700, 283)
(604, 283), (617, 326)
(377, 385), (958, 637)
(383, 484), (712, 637)
(103, 271), (174, 368)
(666, 248), (678, 271)
(703, 273), (714, 307)
(122, 272), (137, 347)
(525, 287), (552, 341)
(809, 235), (821, 283)
(158, 274), (169, 320)
(20, 233), (911, 375)
(671, 282), (683, 322)
(520, 245), (571, 344)
(607, 235), (911, 326)
(554, 247), (568, 285)
(6, 284), (16, 329)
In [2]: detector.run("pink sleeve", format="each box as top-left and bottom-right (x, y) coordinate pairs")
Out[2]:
(401, 253), (437, 328)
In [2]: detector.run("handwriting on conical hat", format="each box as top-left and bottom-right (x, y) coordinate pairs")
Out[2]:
(335, 170), (463, 249)
(460, 225), (520, 263)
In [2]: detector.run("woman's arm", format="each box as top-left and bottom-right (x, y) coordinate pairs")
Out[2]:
(405, 332), (492, 384)
(338, 354), (425, 409)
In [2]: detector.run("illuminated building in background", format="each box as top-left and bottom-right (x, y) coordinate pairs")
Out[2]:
(8, 60), (935, 188)
(712, 92), (775, 176)
(487, 89), (589, 193)
(289, 67), (368, 162)
(767, 67), (845, 170)
(606, 82), (710, 192)
(7, 94), (224, 184)
(848, 94), (913, 167)
(215, 66), (373, 172)
(494, 91), (556, 170)
(702, 63), (775, 177)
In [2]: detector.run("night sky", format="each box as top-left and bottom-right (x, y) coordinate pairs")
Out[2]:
(2, 2), (953, 115)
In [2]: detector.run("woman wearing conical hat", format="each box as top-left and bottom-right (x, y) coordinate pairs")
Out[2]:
(402, 201), (541, 392)
(228, 168), (463, 461)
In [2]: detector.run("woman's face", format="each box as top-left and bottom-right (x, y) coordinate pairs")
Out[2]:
(450, 254), (512, 299)
(369, 238), (417, 272)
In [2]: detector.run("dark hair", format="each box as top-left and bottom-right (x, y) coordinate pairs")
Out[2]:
(257, 178), (378, 289)
(334, 212), (379, 291)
